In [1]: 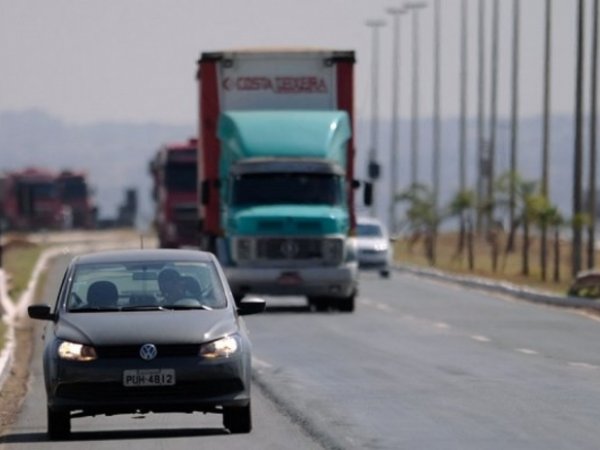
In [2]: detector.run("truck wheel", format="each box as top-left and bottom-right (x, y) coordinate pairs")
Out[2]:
(223, 403), (252, 433)
(47, 406), (70, 440)
(338, 295), (355, 313)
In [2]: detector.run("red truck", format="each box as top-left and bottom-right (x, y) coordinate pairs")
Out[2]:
(56, 170), (95, 229)
(149, 139), (198, 248)
(0, 167), (65, 230)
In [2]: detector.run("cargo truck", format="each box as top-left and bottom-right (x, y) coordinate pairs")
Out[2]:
(196, 49), (370, 312)
(150, 139), (198, 248)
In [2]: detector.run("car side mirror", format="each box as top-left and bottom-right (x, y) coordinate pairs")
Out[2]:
(28, 304), (56, 321)
(237, 296), (266, 316)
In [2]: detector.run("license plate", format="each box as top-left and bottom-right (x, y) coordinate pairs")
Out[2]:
(123, 369), (175, 387)
(278, 272), (302, 285)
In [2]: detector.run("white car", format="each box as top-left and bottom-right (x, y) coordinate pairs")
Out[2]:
(356, 217), (392, 278)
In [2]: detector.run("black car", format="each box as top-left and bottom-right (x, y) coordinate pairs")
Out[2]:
(28, 249), (265, 439)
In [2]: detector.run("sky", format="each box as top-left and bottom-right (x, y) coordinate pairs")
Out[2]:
(0, 0), (589, 126)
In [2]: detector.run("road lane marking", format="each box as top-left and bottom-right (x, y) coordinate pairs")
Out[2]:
(568, 362), (600, 370)
(434, 322), (450, 329)
(375, 303), (392, 312)
(470, 335), (491, 342)
(516, 348), (538, 355)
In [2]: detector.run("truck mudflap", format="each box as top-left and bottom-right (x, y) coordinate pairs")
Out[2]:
(224, 263), (358, 299)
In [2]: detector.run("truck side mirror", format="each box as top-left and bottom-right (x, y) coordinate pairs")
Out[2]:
(363, 182), (373, 206)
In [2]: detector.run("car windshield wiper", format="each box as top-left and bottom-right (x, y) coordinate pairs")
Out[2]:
(68, 307), (121, 313)
(119, 305), (168, 312)
(160, 304), (213, 311)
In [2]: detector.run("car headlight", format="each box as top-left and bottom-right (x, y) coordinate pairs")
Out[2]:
(374, 243), (388, 252)
(57, 341), (97, 362)
(199, 335), (240, 359)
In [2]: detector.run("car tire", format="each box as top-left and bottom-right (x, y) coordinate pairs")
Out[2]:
(308, 297), (329, 312)
(380, 269), (390, 278)
(338, 295), (355, 313)
(223, 403), (252, 433)
(47, 406), (70, 440)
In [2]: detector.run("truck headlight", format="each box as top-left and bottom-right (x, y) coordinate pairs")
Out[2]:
(199, 335), (240, 359)
(57, 340), (97, 362)
(322, 238), (343, 263)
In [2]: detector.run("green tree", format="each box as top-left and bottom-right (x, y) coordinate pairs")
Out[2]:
(396, 184), (441, 266)
(448, 189), (476, 270)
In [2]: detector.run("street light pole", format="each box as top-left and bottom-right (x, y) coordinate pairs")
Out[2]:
(477, 0), (487, 231)
(459, 0), (468, 192)
(573, 0), (585, 276)
(386, 8), (407, 234)
(509, 0), (520, 240)
(405, 2), (427, 188)
(488, 0), (500, 225)
(588, 0), (599, 269)
(432, 0), (441, 211)
(365, 19), (386, 218)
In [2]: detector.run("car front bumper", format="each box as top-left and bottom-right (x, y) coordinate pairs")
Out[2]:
(47, 353), (250, 415)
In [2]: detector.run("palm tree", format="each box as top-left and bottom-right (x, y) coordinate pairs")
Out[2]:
(448, 189), (477, 270)
(396, 183), (440, 266)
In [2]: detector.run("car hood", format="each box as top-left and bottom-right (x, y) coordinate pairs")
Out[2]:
(357, 237), (389, 250)
(54, 309), (238, 346)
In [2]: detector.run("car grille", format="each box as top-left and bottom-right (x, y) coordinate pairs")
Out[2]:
(96, 344), (200, 359)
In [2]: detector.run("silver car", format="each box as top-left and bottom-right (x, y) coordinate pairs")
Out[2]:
(28, 249), (265, 439)
(356, 217), (392, 278)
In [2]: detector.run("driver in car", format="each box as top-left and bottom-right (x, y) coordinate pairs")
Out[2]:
(157, 268), (186, 303)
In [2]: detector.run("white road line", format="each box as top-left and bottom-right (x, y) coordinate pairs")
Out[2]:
(516, 348), (539, 355)
(470, 335), (491, 343)
(568, 362), (600, 370)
(434, 322), (450, 330)
(375, 303), (392, 312)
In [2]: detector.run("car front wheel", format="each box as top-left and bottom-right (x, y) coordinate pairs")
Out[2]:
(47, 406), (70, 440)
(223, 403), (252, 433)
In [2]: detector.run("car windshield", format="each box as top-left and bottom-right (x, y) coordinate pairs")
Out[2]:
(357, 223), (384, 238)
(66, 260), (227, 312)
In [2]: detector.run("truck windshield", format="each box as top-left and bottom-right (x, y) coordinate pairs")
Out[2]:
(165, 163), (196, 191)
(231, 173), (343, 206)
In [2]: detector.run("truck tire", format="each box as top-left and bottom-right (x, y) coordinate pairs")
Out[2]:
(47, 406), (70, 440)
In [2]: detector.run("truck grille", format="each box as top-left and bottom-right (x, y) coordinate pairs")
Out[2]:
(235, 237), (344, 265)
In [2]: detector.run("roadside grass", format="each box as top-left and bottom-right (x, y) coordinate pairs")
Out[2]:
(393, 232), (590, 296)
(3, 239), (45, 303)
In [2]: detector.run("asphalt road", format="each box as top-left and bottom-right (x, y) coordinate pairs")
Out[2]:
(4, 257), (600, 449)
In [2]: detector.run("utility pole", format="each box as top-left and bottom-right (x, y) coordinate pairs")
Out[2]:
(509, 0), (520, 248)
(405, 2), (427, 188)
(488, 0), (500, 224)
(477, 0), (486, 231)
(386, 7), (406, 234)
(365, 19), (386, 218)
(433, 0), (441, 209)
(573, 0), (585, 277)
(588, 0), (599, 269)
(459, 0), (468, 192)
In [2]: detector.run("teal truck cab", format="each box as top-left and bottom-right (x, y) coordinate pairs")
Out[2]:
(196, 50), (369, 312)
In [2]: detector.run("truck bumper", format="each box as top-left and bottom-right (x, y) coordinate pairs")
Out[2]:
(225, 263), (358, 298)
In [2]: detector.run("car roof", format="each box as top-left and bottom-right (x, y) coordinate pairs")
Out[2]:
(73, 249), (215, 265)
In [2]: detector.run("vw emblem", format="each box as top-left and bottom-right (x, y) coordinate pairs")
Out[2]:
(280, 240), (299, 258)
(139, 343), (157, 361)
